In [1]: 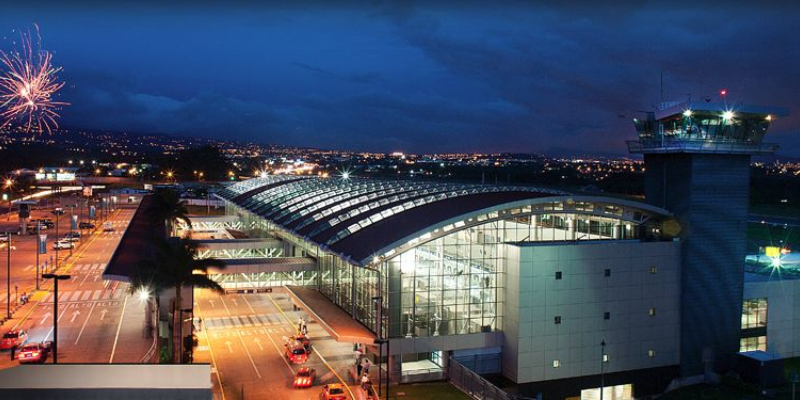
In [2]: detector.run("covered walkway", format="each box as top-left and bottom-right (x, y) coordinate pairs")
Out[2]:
(285, 286), (377, 344)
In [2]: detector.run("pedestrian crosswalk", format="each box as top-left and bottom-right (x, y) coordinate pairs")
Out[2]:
(70, 263), (107, 272)
(40, 288), (125, 303)
(19, 263), (106, 272)
(204, 314), (285, 330)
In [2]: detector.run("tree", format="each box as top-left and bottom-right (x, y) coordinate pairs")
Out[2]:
(129, 238), (225, 363)
(149, 188), (191, 236)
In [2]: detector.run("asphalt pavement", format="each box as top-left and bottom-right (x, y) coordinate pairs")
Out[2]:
(194, 289), (371, 400)
(0, 206), (153, 368)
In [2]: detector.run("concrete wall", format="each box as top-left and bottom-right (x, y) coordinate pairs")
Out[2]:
(644, 153), (751, 375)
(744, 276), (800, 358)
(502, 240), (681, 384)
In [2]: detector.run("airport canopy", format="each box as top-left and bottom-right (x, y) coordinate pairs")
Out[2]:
(217, 176), (670, 266)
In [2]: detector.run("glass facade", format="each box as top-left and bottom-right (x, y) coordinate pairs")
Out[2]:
(741, 298), (768, 329)
(219, 177), (668, 343)
(634, 110), (772, 144)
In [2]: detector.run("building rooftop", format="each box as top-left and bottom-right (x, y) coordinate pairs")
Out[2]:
(217, 176), (671, 265)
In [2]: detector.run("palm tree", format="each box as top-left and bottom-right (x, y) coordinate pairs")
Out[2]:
(149, 188), (191, 236)
(129, 238), (225, 363)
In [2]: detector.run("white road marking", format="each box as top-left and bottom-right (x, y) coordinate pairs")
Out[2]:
(235, 329), (262, 378)
(108, 294), (129, 363)
(225, 340), (233, 353)
(75, 303), (96, 345)
(70, 309), (81, 323)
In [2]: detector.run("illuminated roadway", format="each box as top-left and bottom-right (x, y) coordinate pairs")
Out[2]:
(194, 289), (367, 400)
(0, 206), (152, 368)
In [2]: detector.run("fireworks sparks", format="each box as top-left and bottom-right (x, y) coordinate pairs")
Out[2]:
(0, 24), (68, 133)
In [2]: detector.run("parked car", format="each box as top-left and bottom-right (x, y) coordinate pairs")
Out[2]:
(53, 240), (74, 250)
(293, 334), (311, 353)
(320, 383), (347, 400)
(102, 222), (114, 232)
(294, 367), (316, 388)
(0, 233), (9, 242)
(17, 341), (52, 363)
(64, 231), (81, 242)
(1, 330), (28, 350)
(79, 222), (95, 229)
(285, 341), (308, 364)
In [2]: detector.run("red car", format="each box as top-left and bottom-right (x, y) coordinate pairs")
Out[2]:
(17, 342), (51, 364)
(293, 367), (316, 388)
(1, 330), (28, 350)
(286, 342), (308, 364)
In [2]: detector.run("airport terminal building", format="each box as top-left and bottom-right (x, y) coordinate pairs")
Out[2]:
(212, 176), (683, 397)
(194, 100), (800, 399)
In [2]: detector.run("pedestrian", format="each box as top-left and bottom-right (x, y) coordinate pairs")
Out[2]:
(360, 373), (370, 390)
(363, 358), (371, 374)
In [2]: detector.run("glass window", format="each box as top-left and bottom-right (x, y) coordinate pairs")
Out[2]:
(740, 336), (767, 352)
(741, 298), (768, 329)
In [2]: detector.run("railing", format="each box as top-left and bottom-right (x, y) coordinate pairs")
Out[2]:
(447, 357), (534, 400)
(627, 140), (779, 154)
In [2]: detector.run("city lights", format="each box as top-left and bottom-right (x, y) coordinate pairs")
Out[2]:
(682, 109), (692, 118)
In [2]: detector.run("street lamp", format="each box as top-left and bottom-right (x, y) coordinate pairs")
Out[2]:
(42, 273), (71, 364)
(51, 208), (64, 270)
(5, 230), (10, 319)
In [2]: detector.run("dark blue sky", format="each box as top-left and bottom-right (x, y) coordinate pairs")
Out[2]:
(5, 2), (800, 155)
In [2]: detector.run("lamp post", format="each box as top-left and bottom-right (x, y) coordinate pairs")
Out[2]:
(51, 208), (63, 270)
(42, 273), (71, 364)
(5, 230), (10, 319)
(600, 340), (606, 400)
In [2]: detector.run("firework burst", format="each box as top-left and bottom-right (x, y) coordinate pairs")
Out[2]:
(0, 24), (68, 133)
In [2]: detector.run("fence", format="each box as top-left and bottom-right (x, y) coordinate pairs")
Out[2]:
(447, 357), (535, 400)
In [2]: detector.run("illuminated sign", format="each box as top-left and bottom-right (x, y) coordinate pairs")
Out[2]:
(35, 173), (76, 182)
(765, 246), (781, 258)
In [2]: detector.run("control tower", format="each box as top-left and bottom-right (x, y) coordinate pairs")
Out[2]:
(629, 100), (788, 377)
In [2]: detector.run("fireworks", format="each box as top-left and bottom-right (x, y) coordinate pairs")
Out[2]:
(0, 24), (68, 133)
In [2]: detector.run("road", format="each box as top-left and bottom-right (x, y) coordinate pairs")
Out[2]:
(194, 289), (369, 400)
(0, 205), (153, 367)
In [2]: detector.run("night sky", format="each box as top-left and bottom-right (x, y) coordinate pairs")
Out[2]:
(4, 1), (800, 156)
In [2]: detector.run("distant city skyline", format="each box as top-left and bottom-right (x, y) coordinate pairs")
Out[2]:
(3, 1), (800, 155)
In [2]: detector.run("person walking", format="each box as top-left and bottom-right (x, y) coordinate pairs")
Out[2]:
(363, 358), (371, 374)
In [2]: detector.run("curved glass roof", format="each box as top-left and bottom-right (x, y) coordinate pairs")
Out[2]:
(217, 176), (668, 265)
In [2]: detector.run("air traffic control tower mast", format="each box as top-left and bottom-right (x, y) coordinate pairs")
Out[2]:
(629, 99), (787, 377)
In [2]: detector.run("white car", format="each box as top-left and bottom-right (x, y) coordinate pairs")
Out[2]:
(102, 222), (114, 232)
(53, 240), (74, 250)
(0, 234), (9, 243)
